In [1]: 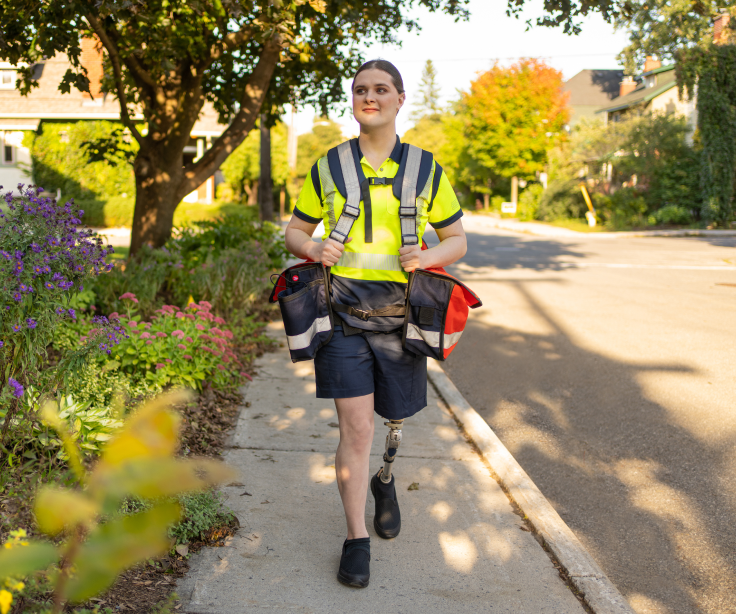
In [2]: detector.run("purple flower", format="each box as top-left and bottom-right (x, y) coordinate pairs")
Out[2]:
(44, 282), (54, 290)
(52, 273), (64, 282)
(0, 250), (10, 260)
(11, 323), (21, 332)
(12, 292), (21, 301)
(26, 318), (37, 329)
(55, 307), (65, 315)
(0, 340), (4, 348)
(8, 377), (23, 399)
(30, 242), (42, 253)
(46, 235), (59, 246)
(67, 308), (76, 320)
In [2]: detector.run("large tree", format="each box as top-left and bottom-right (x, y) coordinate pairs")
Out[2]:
(0, 0), (473, 254)
(454, 59), (569, 192)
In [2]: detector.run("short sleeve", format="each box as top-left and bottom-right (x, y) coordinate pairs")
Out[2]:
(293, 162), (323, 224)
(428, 167), (463, 229)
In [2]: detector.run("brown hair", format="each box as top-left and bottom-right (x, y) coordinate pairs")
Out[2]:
(352, 59), (405, 94)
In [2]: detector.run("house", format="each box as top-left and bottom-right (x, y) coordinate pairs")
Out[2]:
(596, 57), (697, 133)
(562, 69), (624, 126)
(0, 38), (225, 202)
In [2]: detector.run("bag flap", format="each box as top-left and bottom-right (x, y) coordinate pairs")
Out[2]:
(269, 260), (318, 303)
(417, 267), (482, 309)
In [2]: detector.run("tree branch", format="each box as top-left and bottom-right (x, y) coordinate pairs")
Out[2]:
(176, 34), (283, 200)
(210, 25), (256, 62)
(84, 13), (143, 145)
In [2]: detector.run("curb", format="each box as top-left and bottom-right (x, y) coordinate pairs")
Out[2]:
(427, 360), (636, 614)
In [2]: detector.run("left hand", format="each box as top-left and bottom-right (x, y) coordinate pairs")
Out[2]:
(399, 244), (425, 272)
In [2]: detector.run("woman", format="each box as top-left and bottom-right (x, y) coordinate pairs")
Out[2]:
(284, 59), (467, 588)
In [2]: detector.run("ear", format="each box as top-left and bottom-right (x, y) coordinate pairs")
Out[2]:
(397, 91), (406, 111)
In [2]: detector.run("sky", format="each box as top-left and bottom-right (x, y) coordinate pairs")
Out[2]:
(286, 0), (632, 137)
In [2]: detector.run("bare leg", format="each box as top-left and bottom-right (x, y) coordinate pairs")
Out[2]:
(334, 393), (375, 540)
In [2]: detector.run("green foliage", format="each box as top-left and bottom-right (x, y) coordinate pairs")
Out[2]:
(678, 43), (736, 226)
(296, 118), (345, 179)
(410, 60), (443, 121)
(536, 179), (588, 221)
(516, 184), (543, 221)
(74, 196), (135, 228)
(29, 122), (136, 203)
(593, 188), (649, 229)
(652, 203), (695, 225)
(169, 491), (234, 546)
(220, 122), (290, 204)
(0, 391), (235, 612)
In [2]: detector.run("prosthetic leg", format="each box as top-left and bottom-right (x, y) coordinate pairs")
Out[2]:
(379, 420), (403, 483)
(371, 420), (404, 538)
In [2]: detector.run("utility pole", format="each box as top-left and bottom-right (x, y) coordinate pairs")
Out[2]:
(259, 114), (274, 222)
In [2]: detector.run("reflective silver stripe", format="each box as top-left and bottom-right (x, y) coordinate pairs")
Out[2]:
(406, 324), (464, 349)
(336, 252), (403, 272)
(286, 316), (332, 350)
(400, 145), (422, 242)
(318, 158), (337, 232)
(331, 142), (362, 243)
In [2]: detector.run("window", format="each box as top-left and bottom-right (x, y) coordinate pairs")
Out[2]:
(3, 145), (13, 164)
(0, 70), (15, 89)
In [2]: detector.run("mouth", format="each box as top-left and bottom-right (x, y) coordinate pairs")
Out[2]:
(362, 108), (379, 113)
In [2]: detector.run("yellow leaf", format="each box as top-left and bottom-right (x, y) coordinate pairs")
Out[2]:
(89, 458), (237, 501)
(308, 0), (326, 13)
(0, 590), (11, 614)
(40, 401), (85, 482)
(100, 390), (191, 467)
(63, 502), (181, 603)
(34, 487), (100, 536)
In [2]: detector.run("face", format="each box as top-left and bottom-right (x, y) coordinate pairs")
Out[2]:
(352, 68), (405, 130)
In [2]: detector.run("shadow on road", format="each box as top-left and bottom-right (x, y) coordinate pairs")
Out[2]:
(442, 279), (736, 614)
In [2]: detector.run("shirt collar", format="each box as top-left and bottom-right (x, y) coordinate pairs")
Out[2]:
(356, 136), (403, 166)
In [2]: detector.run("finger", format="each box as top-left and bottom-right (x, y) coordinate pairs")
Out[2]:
(344, 237), (353, 244)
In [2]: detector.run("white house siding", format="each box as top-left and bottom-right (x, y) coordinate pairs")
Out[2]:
(650, 89), (698, 143)
(0, 130), (31, 194)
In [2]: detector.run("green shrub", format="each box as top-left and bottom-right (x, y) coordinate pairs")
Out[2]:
(517, 184), (543, 221)
(77, 195), (135, 228)
(29, 121), (136, 201)
(169, 490), (234, 545)
(652, 204), (695, 225)
(593, 188), (649, 229)
(536, 179), (587, 221)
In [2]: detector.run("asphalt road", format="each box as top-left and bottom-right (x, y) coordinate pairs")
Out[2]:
(429, 220), (736, 614)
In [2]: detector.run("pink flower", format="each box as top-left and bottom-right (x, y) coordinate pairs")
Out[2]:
(140, 332), (152, 339)
(165, 358), (172, 364)
(199, 334), (211, 341)
(222, 356), (230, 363)
(119, 292), (138, 303)
(240, 372), (253, 381)
(201, 346), (212, 353)
(184, 313), (195, 320)
(195, 323), (205, 331)
(177, 343), (186, 350)
(183, 354), (192, 360)
(145, 323), (152, 329)
(211, 327), (223, 337)
(175, 311), (186, 319)
(214, 316), (226, 325)
(109, 312), (119, 320)
(186, 336), (193, 343)
(172, 306), (181, 312)
(187, 302), (199, 310)
(162, 305), (175, 314)
(131, 329), (141, 335)
(197, 312), (208, 321)
(223, 330), (234, 340)
(211, 349), (222, 357)
(155, 363), (165, 369)
(156, 332), (167, 338)
(199, 300), (212, 310)
(146, 340), (153, 345)
(217, 364), (226, 371)
(172, 330), (185, 339)
(128, 321), (138, 328)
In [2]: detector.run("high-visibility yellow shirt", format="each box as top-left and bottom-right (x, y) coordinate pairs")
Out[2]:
(293, 137), (463, 284)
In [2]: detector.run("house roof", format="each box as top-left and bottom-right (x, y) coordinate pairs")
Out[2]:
(562, 69), (625, 106)
(0, 54), (227, 135)
(596, 65), (677, 114)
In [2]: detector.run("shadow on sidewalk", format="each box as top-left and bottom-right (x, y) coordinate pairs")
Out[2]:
(443, 280), (736, 614)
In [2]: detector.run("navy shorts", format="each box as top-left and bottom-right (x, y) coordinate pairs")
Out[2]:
(314, 327), (427, 420)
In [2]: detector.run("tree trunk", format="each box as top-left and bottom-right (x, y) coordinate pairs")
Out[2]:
(259, 114), (274, 222)
(129, 148), (183, 255)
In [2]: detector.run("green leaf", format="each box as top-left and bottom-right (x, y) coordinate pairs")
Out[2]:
(63, 502), (181, 603)
(0, 541), (58, 580)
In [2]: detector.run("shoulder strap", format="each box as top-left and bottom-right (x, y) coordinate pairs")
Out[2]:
(328, 140), (363, 244)
(398, 144), (433, 246)
(310, 162), (323, 206)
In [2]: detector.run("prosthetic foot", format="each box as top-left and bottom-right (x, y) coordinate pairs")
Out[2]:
(371, 420), (403, 539)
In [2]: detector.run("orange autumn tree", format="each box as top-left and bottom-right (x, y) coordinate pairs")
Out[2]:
(455, 59), (569, 194)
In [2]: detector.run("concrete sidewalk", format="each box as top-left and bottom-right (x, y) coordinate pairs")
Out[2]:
(177, 322), (587, 613)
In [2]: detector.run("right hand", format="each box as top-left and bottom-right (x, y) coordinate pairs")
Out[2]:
(309, 237), (352, 266)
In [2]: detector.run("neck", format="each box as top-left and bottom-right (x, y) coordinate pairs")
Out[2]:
(358, 124), (397, 170)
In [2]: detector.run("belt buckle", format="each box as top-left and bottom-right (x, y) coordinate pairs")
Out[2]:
(353, 308), (370, 321)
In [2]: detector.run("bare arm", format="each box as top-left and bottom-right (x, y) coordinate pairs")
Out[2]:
(398, 219), (467, 272)
(284, 216), (352, 266)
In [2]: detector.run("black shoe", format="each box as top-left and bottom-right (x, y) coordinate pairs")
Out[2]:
(337, 537), (370, 588)
(371, 470), (401, 539)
